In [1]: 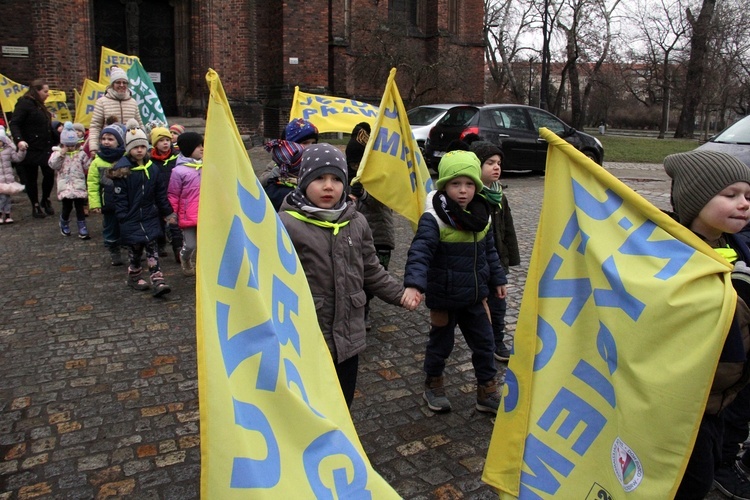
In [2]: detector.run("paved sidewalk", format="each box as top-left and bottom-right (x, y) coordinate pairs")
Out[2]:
(1, 157), (723, 499)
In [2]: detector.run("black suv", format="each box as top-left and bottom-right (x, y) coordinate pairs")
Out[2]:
(424, 104), (604, 173)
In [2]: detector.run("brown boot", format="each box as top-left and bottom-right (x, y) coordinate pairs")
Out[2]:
(476, 379), (501, 414)
(423, 375), (451, 412)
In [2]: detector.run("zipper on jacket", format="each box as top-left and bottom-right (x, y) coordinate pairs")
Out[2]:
(473, 233), (479, 303)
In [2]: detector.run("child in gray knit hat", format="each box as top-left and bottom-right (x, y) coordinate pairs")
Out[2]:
(278, 143), (420, 409)
(666, 149), (750, 498)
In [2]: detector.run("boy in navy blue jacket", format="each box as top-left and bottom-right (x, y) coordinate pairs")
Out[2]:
(109, 120), (176, 297)
(403, 150), (507, 414)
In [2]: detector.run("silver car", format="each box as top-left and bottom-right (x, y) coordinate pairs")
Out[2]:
(407, 104), (459, 155)
(697, 115), (750, 166)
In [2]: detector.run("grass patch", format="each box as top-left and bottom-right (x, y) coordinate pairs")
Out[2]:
(599, 135), (700, 163)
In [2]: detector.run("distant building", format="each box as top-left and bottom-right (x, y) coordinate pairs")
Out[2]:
(0, 0), (484, 140)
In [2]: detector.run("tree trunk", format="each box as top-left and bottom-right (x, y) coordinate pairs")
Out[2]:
(674, 0), (717, 138)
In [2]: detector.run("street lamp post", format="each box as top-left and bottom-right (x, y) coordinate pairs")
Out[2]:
(528, 57), (535, 106)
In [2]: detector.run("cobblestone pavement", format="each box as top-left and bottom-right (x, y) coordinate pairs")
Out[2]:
(0, 157), (714, 499)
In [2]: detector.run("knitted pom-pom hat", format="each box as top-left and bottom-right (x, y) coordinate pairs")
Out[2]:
(436, 150), (483, 191)
(124, 119), (149, 153)
(664, 149), (750, 226)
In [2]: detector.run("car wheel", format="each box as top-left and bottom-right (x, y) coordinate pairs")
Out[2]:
(583, 150), (599, 163)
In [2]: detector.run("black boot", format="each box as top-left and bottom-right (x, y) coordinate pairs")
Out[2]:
(41, 199), (54, 216)
(32, 204), (45, 218)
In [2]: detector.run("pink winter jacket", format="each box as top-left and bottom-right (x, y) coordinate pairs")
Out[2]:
(49, 148), (91, 200)
(167, 154), (202, 229)
(0, 135), (26, 193)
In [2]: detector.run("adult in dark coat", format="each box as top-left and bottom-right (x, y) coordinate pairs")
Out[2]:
(10, 79), (56, 218)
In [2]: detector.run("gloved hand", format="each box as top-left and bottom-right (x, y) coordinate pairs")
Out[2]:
(349, 182), (365, 199)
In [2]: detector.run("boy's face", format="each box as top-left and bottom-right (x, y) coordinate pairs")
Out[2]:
(691, 182), (750, 239)
(76, 130), (85, 139)
(155, 137), (171, 154)
(190, 145), (204, 160)
(171, 131), (180, 143)
(480, 155), (502, 186)
(100, 133), (118, 148)
(305, 173), (344, 209)
(445, 176), (476, 209)
(130, 145), (148, 161)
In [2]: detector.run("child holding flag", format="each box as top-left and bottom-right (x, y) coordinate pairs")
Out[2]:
(402, 150), (507, 415)
(109, 120), (175, 297)
(471, 141), (519, 362)
(49, 122), (92, 239)
(278, 143), (419, 408)
(665, 150), (750, 499)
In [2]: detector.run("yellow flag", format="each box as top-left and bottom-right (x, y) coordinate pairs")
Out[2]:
(0, 73), (28, 114)
(46, 90), (71, 122)
(289, 87), (378, 133)
(197, 68), (400, 499)
(98, 46), (139, 85)
(74, 79), (107, 128)
(354, 68), (434, 227)
(483, 129), (736, 498)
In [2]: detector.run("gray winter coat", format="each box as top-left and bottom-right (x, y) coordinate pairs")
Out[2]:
(279, 200), (404, 363)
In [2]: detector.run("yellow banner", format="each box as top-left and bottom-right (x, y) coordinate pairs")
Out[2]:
(289, 87), (378, 134)
(197, 68), (399, 499)
(0, 73), (28, 113)
(483, 129), (736, 498)
(354, 67), (434, 227)
(46, 90), (71, 122)
(98, 46), (139, 85)
(74, 79), (107, 128)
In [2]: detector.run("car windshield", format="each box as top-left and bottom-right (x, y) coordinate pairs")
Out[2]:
(408, 107), (447, 126)
(712, 117), (750, 144)
(439, 107), (478, 126)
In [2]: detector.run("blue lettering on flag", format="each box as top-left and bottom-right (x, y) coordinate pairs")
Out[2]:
(535, 316), (557, 371)
(539, 254), (592, 326)
(230, 398), (281, 488)
(303, 430), (373, 499)
(537, 387), (606, 456)
(374, 128), (400, 156)
(620, 220), (694, 280)
(520, 434), (574, 498)
(572, 359), (616, 408)
(597, 321), (618, 375)
(283, 359), (324, 418)
(593, 256), (645, 321)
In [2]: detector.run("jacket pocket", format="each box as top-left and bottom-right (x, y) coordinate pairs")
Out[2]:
(350, 290), (367, 309)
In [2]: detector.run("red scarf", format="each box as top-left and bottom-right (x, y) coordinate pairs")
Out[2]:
(150, 148), (172, 162)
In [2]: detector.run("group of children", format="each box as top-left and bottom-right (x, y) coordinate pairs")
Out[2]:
(262, 118), (520, 415)
(12, 115), (203, 298)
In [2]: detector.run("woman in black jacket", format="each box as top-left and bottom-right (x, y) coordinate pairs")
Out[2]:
(10, 79), (56, 218)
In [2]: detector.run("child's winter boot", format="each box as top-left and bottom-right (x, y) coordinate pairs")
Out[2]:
(476, 379), (501, 414)
(77, 220), (90, 240)
(59, 216), (70, 236)
(151, 271), (171, 297)
(423, 375), (451, 412)
(180, 249), (195, 276)
(127, 269), (150, 291)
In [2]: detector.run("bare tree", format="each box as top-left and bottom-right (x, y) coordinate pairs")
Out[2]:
(674, 0), (717, 138)
(624, 0), (689, 138)
(483, 0), (538, 103)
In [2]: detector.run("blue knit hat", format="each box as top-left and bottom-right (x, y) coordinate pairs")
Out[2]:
(101, 123), (126, 148)
(60, 122), (79, 146)
(284, 119), (319, 144)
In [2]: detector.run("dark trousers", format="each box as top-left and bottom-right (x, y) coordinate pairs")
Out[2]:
(127, 241), (161, 276)
(101, 211), (120, 249)
(16, 150), (53, 206)
(722, 383), (750, 467)
(424, 301), (497, 384)
(676, 413), (723, 499)
(60, 198), (86, 222)
(335, 354), (359, 408)
(487, 293), (507, 352)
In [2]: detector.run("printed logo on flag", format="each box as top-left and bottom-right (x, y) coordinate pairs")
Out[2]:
(611, 437), (643, 492)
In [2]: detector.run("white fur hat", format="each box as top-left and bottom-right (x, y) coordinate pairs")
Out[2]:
(109, 66), (128, 86)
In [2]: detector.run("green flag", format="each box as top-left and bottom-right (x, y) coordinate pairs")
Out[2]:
(127, 60), (167, 128)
